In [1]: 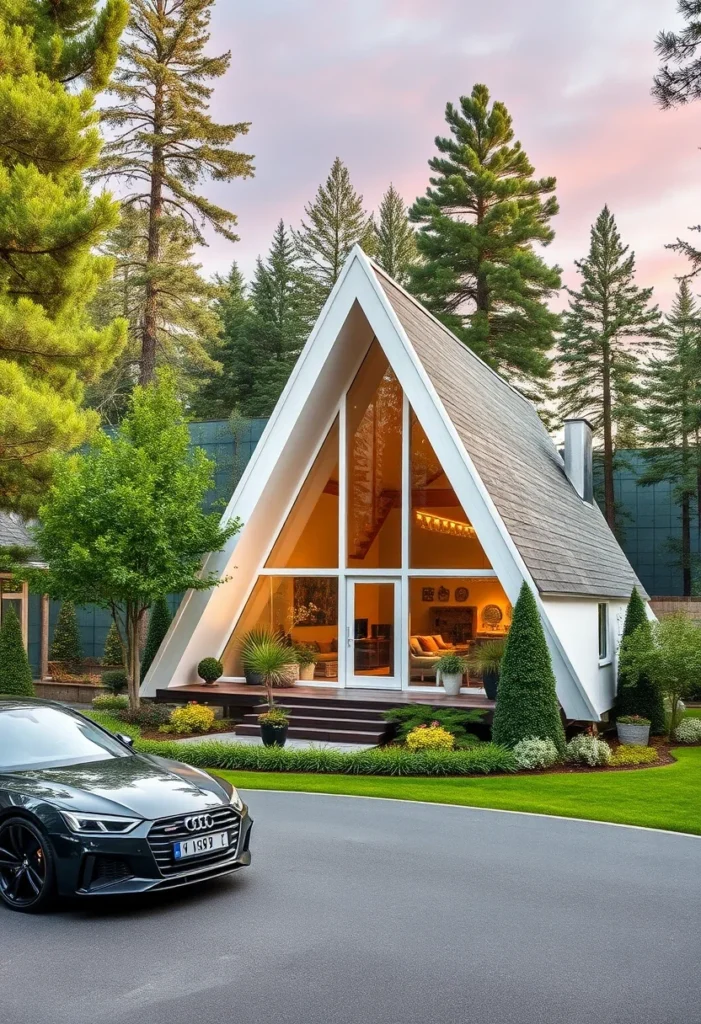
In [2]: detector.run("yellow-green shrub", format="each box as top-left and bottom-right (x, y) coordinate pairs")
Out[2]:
(610, 744), (659, 767)
(406, 724), (455, 752)
(170, 702), (215, 734)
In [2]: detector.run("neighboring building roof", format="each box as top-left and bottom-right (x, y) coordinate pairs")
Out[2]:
(373, 265), (646, 600)
(0, 512), (34, 550)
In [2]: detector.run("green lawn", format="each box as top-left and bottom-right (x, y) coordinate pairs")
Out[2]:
(214, 746), (701, 837)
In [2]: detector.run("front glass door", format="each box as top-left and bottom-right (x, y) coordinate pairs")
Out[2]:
(345, 579), (401, 689)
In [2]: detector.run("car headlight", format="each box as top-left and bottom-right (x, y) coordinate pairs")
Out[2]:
(229, 787), (244, 812)
(62, 812), (142, 835)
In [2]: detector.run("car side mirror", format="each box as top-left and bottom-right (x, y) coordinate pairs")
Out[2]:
(117, 734), (134, 748)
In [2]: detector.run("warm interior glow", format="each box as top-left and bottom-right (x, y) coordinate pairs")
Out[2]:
(414, 511), (477, 539)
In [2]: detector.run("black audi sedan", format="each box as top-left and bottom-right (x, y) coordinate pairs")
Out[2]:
(0, 698), (252, 913)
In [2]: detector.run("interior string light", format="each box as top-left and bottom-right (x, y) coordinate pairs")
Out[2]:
(414, 511), (477, 538)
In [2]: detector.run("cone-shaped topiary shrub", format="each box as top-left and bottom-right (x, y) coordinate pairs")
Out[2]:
(140, 596), (172, 681)
(0, 605), (35, 696)
(614, 587), (665, 734)
(50, 601), (83, 666)
(103, 622), (124, 667)
(491, 582), (566, 754)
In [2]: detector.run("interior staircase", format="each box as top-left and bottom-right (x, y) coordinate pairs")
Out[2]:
(235, 693), (392, 745)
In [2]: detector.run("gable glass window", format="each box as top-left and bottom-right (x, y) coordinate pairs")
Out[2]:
(410, 411), (490, 569)
(347, 340), (402, 569)
(265, 419), (339, 568)
(598, 603), (608, 661)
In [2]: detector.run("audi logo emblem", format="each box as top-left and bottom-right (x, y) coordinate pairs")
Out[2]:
(185, 813), (215, 832)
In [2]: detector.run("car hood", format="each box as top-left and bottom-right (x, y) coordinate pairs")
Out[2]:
(2, 753), (231, 820)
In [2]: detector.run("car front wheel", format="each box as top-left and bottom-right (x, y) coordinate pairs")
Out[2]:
(0, 817), (56, 913)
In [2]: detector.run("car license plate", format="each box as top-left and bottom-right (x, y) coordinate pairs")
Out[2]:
(173, 830), (229, 860)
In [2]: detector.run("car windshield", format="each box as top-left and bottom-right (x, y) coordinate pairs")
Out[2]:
(0, 707), (132, 771)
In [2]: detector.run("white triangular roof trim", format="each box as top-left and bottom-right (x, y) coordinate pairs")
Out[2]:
(143, 247), (597, 719)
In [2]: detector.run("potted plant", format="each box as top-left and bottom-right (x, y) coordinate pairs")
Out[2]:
(242, 634), (294, 746)
(240, 628), (278, 685)
(257, 705), (291, 747)
(435, 653), (466, 697)
(616, 715), (651, 747)
(468, 637), (507, 700)
(197, 657), (223, 686)
(294, 643), (318, 681)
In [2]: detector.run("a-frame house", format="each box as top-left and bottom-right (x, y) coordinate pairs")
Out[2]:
(143, 247), (647, 722)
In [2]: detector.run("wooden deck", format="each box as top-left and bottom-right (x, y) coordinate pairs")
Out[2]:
(156, 681), (494, 711)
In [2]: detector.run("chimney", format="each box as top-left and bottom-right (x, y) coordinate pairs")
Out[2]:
(564, 418), (593, 503)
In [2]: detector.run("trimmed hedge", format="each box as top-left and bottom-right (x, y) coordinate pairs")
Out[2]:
(141, 598), (172, 681)
(0, 605), (35, 696)
(615, 587), (665, 734)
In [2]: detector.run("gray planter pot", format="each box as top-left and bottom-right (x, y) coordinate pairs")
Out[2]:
(616, 722), (650, 747)
(440, 671), (463, 697)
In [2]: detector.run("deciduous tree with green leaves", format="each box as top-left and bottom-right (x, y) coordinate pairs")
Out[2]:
(32, 372), (241, 709)
(0, 0), (128, 513)
(294, 157), (375, 315)
(557, 207), (662, 533)
(409, 84), (561, 398)
(97, 0), (254, 385)
(374, 184), (417, 284)
(639, 282), (701, 594)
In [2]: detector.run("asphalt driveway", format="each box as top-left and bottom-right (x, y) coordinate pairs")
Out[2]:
(2, 791), (700, 1024)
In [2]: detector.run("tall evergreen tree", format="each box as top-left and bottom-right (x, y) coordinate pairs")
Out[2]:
(88, 207), (221, 421)
(409, 84), (561, 396)
(140, 595), (171, 680)
(557, 207), (662, 533)
(0, 605), (35, 696)
(294, 157), (375, 314)
(654, 4), (701, 274)
(0, 0), (128, 513)
(97, 0), (254, 385)
(50, 601), (83, 666)
(639, 282), (701, 594)
(375, 184), (417, 284)
(615, 587), (665, 733)
(193, 223), (310, 418)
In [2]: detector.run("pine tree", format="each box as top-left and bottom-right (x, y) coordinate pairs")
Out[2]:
(88, 207), (222, 421)
(50, 601), (83, 665)
(409, 84), (561, 396)
(491, 583), (566, 754)
(102, 621), (124, 666)
(375, 184), (417, 284)
(639, 282), (701, 594)
(0, 605), (35, 696)
(189, 263), (251, 419)
(0, 0), (128, 513)
(557, 207), (662, 533)
(140, 595), (171, 681)
(294, 158), (375, 314)
(615, 588), (665, 733)
(193, 223), (310, 418)
(654, 4), (701, 274)
(97, 0), (254, 386)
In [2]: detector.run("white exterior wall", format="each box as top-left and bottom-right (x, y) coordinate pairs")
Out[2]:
(541, 597), (630, 716)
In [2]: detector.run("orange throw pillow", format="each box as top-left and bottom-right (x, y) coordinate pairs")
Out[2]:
(418, 635), (440, 653)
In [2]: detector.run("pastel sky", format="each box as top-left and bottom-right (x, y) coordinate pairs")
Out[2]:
(198, 0), (699, 310)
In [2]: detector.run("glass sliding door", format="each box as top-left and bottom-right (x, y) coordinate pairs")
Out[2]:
(345, 578), (401, 689)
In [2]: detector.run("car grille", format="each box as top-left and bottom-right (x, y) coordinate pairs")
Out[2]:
(147, 807), (241, 877)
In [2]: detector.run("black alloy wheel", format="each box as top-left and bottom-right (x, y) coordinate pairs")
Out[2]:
(0, 818), (55, 913)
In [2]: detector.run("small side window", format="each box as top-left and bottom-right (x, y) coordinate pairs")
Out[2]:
(598, 603), (608, 662)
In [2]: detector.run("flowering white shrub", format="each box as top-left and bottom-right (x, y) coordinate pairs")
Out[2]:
(673, 717), (701, 743)
(513, 737), (560, 770)
(565, 734), (612, 767)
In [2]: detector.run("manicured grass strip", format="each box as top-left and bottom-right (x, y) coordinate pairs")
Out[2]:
(214, 747), (701, 837)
